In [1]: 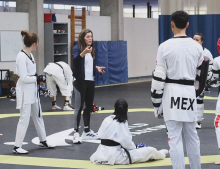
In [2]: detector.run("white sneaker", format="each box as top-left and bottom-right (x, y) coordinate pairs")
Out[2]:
(39, 141), (56, 148)
(196, 122), (201, 129)
(52, 105), (62, 110)
(82, 130), (99, 140)
(13, 147), (28, 154)
(73, 132), (82, 144)
(63, 104), (74, 111)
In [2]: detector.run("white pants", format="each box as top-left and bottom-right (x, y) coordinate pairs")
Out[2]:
(214, 115), (220, 148)
(46, 74), (73, 97)
(166, 120), (201, 169)
(15, 100), (46, 147)
(197, 92), (204, 122)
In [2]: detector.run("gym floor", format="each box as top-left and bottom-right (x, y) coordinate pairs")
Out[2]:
(0, 80), (219, 169)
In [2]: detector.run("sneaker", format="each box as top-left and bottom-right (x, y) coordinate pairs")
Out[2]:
(13, 147), (28, 154)
(82, 130), (99, 140)
(39, 141), (56, 148)
(63, 104), (74, 111)
(196, 122), (201, 129)
(52, 105), (62, 110)
(73, 132), (82, 144)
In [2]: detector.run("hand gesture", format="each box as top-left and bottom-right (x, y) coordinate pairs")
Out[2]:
(84, 46), (93, 54)
(97, 66), (105, 74)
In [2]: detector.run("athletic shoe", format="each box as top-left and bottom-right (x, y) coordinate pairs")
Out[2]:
(196, 122), (202, 129)
(52, 105), (62, 110)
(81, 130), (99, 140)
(13, 147), (28, 154)
(63, 104), (74, 111)
(73, 132), (82, 144)
(39, 141), (56, 148)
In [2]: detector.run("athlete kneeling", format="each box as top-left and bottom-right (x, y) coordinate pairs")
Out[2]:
(90, 99), (168, 165)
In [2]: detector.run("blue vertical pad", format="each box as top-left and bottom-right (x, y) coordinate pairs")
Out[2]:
(107, 41), (128, 84)
(159, 14), (220, 58)
(94, 41), (108, 85)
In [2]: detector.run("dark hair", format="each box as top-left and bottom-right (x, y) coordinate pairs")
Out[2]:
(194, 32), (204, 42)
(171, 10), (189, 29)
(21, 30), (38, 47)
(78, 29), (95, 59)
(113, 99), (128, 123)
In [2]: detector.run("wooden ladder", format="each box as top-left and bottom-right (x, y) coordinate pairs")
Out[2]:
(68, 7), (86, 69)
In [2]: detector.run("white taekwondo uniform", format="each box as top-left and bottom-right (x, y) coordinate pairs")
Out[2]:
(156, 36), (203, 169)
(197, 47), (213, 122)
(211, 56), (220, 149)
(15, 50), (46, 147)
(90, 115), (167, 165)
(44, 61), (73, 97)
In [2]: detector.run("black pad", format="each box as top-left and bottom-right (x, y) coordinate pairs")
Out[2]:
(196, 57), (209, 97)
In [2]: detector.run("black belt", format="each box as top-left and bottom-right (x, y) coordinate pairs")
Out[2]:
(165, 78), (194, 86)
(101, 139), (132, 164)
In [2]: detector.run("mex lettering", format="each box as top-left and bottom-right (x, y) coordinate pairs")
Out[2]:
(170, 97), (195, 110)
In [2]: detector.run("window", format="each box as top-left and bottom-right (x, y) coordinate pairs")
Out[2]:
(8, 1), (16, 7)
(43, 4), (50, 9)
(124, 8), (132, 13)
(54, 4), (65, 9)
(91, 6), (100, 12)
(0, 1), (3, 6)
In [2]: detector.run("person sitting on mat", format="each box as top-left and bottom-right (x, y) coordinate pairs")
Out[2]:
(90, 99), (168, 165)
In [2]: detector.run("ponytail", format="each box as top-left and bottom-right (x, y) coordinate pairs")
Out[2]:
(113, 99), (128, 123)
(21, 30), (38, 47)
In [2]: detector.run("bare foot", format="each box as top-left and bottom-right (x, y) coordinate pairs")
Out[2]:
(215, 161), (220, 165)
(0, 133), (3, 136)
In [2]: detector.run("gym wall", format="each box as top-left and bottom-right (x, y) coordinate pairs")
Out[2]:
(0, 12), (29, 73)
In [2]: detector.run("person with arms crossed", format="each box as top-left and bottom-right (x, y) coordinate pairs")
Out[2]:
(151, 11), (205, 169)
(14, 30), (55, 154)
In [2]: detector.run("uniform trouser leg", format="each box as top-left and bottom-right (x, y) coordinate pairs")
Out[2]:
(166, 120), (185, 169)
(46, 74), (57, 97)
(73, 80), (86, 130)
(15, 101), (47, 147)
(183, 122), (201, 169)
(31, 100), (46, 142)
(83, 81), (94, 128)
(129, 147), (166, 164)
(15, 104), (32, 147)
(197, 98), (204, 122)
(214, 115), (220, 149)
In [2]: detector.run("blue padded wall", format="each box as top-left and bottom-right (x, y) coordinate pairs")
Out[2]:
(107, 41), (128, 84)
(159, 14), (220, 58)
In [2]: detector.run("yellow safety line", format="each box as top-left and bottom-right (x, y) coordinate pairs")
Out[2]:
(0, 108), (217, 119)
(204, 96), (218, 100)
(95, 80), (149, 88)
(0, 155), (219, 169)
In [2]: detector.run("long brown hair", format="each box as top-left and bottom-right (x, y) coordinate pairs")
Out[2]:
(21, 30), (38, 47)
(78, 29), (95, 59)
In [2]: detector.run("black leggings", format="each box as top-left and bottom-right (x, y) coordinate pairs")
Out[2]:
(73, 80), (95, 131)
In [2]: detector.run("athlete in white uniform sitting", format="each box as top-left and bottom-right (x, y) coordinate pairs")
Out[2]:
(193, 33), (213, 129)
(44, 61), (74, 111)
(151, 11), (204, 169)
(90, 99), (168, 165)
